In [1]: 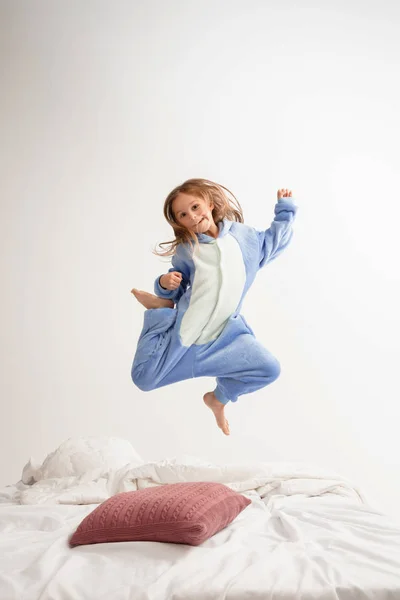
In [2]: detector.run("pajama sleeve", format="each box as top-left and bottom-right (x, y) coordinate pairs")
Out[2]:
(257, 198), (297, 268)
(154, 247), (191, 303)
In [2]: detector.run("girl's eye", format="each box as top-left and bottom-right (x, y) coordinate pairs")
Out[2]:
(193, 205), (199, 210)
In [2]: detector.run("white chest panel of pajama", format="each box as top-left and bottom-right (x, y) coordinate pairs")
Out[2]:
(179, 234), (247, 347)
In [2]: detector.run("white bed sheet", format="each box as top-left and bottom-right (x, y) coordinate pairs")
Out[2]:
(1, 460), (400, 600)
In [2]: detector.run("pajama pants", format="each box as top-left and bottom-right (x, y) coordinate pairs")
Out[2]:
(131, 307), (281, 404)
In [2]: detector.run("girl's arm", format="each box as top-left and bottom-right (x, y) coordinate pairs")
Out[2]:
(154, 249), (191, 303)
(257, 197), (297, 268)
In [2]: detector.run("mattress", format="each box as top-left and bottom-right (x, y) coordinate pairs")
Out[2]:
(1, 440), (399, 599)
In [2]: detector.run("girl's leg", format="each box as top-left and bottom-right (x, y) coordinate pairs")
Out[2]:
(131, 288), (173, 309)
(194, 314), (281, 404)
(131, 307), (194, 392)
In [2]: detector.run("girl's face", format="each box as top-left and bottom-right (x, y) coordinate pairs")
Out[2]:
(172, 193), (216, 234)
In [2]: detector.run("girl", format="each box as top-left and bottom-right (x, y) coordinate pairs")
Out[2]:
(131, 178), (297, 435)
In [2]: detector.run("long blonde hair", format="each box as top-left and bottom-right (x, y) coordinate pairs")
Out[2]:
(154, 178), (244, 257)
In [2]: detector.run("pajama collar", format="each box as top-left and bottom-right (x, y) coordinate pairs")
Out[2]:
(196, 218), (233, 243)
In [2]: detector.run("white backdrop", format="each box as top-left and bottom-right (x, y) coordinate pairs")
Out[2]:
(1, 0), (399, 519)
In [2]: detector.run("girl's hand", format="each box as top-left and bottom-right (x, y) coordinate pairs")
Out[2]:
(277, 188), (293, 199)
(160, 271), (182, 290)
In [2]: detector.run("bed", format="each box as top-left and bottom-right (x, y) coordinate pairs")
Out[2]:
(1, 437), (399, 600)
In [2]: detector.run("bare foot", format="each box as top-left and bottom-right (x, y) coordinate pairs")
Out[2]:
(203, 391), (230, 435)
(131, 289), (174, 309)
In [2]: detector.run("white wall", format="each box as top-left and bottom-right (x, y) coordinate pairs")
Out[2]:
(1, 0), (399, 519)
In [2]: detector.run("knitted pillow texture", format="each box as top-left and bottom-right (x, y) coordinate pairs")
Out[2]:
(69, 481), (251, 547)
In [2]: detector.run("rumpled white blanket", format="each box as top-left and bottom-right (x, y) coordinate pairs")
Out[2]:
(17, 457), (367, 507)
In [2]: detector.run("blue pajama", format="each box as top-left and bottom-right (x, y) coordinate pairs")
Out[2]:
(132, 308), (280, 404)
(131, 198), (297, 404)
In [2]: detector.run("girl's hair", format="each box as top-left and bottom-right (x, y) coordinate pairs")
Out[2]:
(154, 178), (244, 257)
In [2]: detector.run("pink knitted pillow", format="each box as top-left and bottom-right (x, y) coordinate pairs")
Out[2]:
(69, 482), (251, 547)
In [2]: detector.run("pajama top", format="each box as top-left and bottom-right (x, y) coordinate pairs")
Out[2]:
(153, 197), (297, 348)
